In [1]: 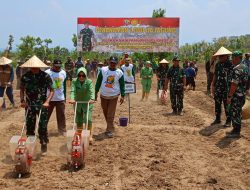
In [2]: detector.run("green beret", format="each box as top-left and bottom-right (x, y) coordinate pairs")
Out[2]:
(232, 51), (243, 57)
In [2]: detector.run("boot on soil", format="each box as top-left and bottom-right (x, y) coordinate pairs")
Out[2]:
(226, 128), (241, 138)
(177, 109), (183, 116)
(41, 142), (47, 156)
(223, 118), (231, 128)
(171, 109), (177, 115)
(211, 115), (221, 125)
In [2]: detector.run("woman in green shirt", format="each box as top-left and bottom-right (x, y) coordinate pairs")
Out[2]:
(140, 61), (153, 101)
(69, 67), (95, 143)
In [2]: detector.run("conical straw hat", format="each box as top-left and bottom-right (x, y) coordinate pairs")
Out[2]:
(0, 57), (12, 65)
(159, 59), (169, 64)
(20, 55), (49, 68)
(213, 46), (232, 56)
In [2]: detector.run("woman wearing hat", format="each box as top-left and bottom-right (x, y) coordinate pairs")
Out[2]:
(0, 57), (15, 109)
(140, 61), (153, 101)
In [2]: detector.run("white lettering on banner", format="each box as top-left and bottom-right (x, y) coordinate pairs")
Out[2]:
(125, 83), (136, 94)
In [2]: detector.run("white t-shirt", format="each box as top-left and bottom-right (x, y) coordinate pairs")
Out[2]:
(121, 64), (135, 83)
(100, 66), (123, 97)
(45, 69), (66, 101)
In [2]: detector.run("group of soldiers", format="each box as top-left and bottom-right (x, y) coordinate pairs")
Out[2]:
(206, 47), (249, 138)
(0, 46), (249, 156)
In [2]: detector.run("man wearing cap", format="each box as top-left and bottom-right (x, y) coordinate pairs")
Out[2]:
(226, 51), (248, 138)
(79, 21), (95, 52)
(211, 47), (234, 127)
(45, 59), (67, 136)
(243, 53), (250, 92)
(140, 61), (153, 101)
(75, 56), (84, 70)
(0, 57), (15, 109)
(65, 57), (74, 87)
(164, 56), (186, 115)
(121, 58), (135, 83)
(20, 56), (54, 155)
(95, 56), (125, 138)
(156, 59), (169, 94)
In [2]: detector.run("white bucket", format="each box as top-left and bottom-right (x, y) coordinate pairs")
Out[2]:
(26, 136), (37, 157)
(9, 135), (21, 160)
(81, 130), (90, 152)
(66, 130), (75, 152)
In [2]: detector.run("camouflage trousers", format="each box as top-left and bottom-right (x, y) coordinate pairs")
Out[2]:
(25, 107), (49, 144)
(170, 88), (184, 112)
(214, 89), (231, 121)
(229, 96), (245, 132)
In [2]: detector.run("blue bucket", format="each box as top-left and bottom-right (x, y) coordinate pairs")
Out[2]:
(119, 117), (128, 127)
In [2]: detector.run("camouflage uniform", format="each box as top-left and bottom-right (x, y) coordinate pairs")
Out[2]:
(65, 60), (74, 81)
(213, 60), (234, 122)
(229, 63), (248, 133)
(167, 66), (186, 113)
(80, 28), (94, 51)
(156, 65), (169, 91)
(20, 70), (53, 144)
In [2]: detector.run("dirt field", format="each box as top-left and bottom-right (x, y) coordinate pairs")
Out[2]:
(0, 66), (249, 190)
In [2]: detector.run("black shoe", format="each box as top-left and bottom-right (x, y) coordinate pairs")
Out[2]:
(171, 110), (177, 115)
(105, 131), (113, 138)
(226, 131), (240, 138)
(211, 119), (221, 125)
(177, 109), (183, 116)
(41, 143), (47, 155)
(223, 121), (231, 128)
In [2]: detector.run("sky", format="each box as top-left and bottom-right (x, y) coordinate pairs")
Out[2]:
(0, 0), (249, 50)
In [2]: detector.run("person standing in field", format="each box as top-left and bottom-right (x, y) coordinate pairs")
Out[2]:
(226, 51), (248, 138)
(45, 59), (67, 136)
(205, 56), (217, 95)
(0, 57), (15, 109)
(95, 56), (125, 138)
(121, 58), (135, 83)
(79, 21), (95, 52)
(242, 53), (250, 93)
(164, 56), (186, 115)
(20, 56), (54, 155)
(211, 47), (234, 127)
(69, 67), (95, 143)
(156, 59), (169, 94)
(185, 62), (196, 91)
(140, 61), (153, 101)
(65, 57), (74, 87)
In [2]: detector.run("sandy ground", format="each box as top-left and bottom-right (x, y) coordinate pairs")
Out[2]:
(0, 66), (249, 190)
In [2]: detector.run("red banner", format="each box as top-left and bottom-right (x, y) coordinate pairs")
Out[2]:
(77, 17), (180, 53)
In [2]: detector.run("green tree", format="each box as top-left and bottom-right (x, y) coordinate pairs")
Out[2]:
(17, 35), (37, 60)
(152, 8), (166, 18)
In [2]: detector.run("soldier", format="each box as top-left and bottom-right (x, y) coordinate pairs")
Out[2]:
(242, 53), (250, 92)
(205, 56), (217, 95)
(164, 56), (186, 115)
(156, 59), (169, 94)
(226, 51), (248, 138)
(79, 21), (95, 52)
(65, 57), (74, 87)
(20, 56), (54, 155)
(211, 47), (234, 127)
(16, 60), (23, 90)
(0, 57), (15, 109)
